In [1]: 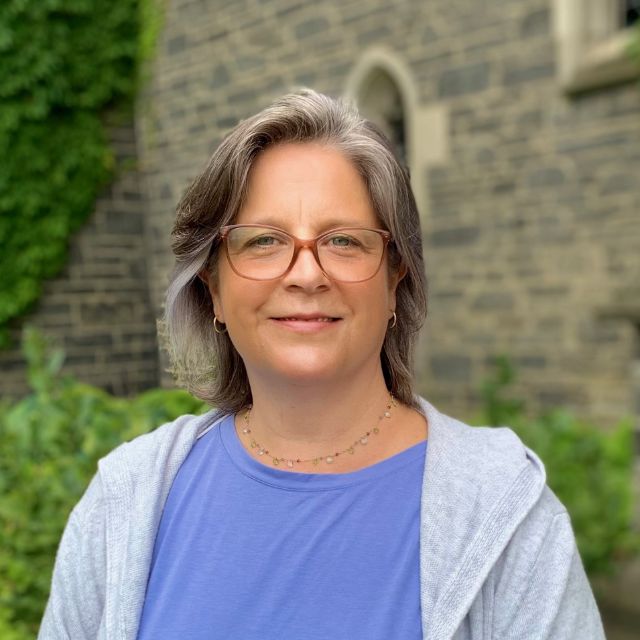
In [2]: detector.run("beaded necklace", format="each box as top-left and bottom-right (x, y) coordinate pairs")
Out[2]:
(240, 394), (396, 469)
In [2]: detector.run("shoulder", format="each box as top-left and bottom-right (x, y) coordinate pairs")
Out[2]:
(98, 409), (224, 484)
(497, 485), (570, 573)
(417, 395), (547, 489)
(491, 489), (605, 637)
(68, 409), (226, 521)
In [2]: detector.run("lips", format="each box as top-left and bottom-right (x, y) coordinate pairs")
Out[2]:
(271, 313), (341, 322)
(275, 317), (338, 322)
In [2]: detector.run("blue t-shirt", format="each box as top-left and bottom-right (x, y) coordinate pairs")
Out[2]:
(137, 414), (427, 639)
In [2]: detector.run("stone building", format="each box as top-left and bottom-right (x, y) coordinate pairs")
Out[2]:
(2, 1), (639, 426)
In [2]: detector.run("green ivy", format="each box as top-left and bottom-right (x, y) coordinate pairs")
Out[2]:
(0, 0), (155, 347)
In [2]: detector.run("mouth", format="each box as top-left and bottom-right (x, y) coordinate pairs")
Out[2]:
(274, 317), (340, 322)
(270, 315), (342, 331)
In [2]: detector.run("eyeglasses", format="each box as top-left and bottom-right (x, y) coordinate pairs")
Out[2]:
(218, 224), (392, 283)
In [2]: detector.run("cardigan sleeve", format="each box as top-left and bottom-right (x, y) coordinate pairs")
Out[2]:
(491, 493), (606, 639)
(38, 473), (107, 640)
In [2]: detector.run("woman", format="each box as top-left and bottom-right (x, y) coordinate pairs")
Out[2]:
(39, 90), (605, 639)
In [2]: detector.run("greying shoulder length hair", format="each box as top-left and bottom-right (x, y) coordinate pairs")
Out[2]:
(164, 89), (428, 413)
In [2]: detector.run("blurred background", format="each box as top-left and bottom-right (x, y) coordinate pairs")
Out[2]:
(1, 0), (639, 637)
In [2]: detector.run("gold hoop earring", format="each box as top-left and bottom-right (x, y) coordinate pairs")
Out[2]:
(389, 311), (397, 329)
(213, 316), (227, 334)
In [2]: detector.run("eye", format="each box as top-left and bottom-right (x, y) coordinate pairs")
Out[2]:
(244, 232), (289, 249)
(250, 235), (279, 246)
(327, 234), (360, 248)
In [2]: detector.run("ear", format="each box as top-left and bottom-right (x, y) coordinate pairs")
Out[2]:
(198, 268), (225, 324)
(396, 263), (408, 282)
(197, 268), (209, 285)
(388, 262), (407, 292)
(386, 263), (406, 313)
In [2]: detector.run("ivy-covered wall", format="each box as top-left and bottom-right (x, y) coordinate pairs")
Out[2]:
(0, 0), (143, 344)
(0, 0), (162, 397)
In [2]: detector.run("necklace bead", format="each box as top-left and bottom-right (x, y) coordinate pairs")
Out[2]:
(241, 394), (394, 469)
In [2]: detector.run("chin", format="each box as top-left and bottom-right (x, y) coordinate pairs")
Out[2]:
(272, 358), (344, 383)
(252, 348), (347, 383)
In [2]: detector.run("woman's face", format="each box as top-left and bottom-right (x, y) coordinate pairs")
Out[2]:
(205, 142), (402, 388)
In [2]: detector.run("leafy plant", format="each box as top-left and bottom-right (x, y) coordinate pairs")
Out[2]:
(0, 0), (161, 346)
(479, 356), (639, 576)
(0, 329), (205, 637)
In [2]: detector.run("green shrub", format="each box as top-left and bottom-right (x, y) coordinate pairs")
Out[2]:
(479, 356), (640, 576)
(0, 329), (206, 637)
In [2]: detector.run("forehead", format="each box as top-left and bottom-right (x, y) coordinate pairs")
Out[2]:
(235, 143), (380, 231)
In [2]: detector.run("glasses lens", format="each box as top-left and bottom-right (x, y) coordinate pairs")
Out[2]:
(317, 229), (384, 282)
(225, 226), (293, 279)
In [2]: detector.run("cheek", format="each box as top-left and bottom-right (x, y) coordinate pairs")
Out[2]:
(214, 277), (275, 327)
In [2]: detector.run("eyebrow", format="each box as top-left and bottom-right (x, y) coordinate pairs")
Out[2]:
(247, 216), (374, 233)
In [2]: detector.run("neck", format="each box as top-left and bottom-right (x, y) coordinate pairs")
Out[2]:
(242, 367), (392, 459)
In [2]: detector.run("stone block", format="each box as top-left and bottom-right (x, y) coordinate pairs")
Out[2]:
(472, 293), (514, 310)
(217, 116), (238, 129)
(275, 2), (306, 19)
(65, 334), (113, 349)
(105, 211), (144, 235)
(167, 34), (187, 55)
(601, 173), (636, 195)
(515, 355), (547, 369)
(503, 62), (555, 86)
(430, 354), (472, 382)
(557, 133), (628, 154)
(356, 25), (391, 46)
(536, 387), (575, 408)
(526, 167), (565, 188)
(438, 62), (490, 98)
(237, 56), (265, 72)
(520, 8), (550, 38)
(528, 286), (570, 298)
(430, 226), (480, 246)
(64, 353), (98, 366)
(294, 17), (330, 39)
(228, 88), (257, 105)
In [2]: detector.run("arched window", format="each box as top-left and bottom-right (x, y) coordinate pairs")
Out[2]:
(357, 69), (407, 165)
(623, 0), (640, 27)
(345, 48), (449, 225)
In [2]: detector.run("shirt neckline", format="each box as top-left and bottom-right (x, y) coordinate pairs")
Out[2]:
(218, 414), (427, 491)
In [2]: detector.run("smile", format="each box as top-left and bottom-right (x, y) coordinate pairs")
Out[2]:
(276, 317), (338, 322)
(270, 316), (342, 332)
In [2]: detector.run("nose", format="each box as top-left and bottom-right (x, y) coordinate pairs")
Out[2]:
(281, 245), (330, 290)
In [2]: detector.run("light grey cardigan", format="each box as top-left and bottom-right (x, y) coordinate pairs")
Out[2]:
(39, 398), (606, 639)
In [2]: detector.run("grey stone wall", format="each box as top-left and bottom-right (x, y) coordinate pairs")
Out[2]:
(422, 15), (640, 428)
(138, 0), (640, 431)
(0, 121), (159, 398)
